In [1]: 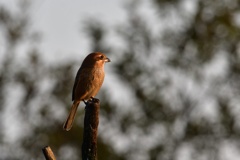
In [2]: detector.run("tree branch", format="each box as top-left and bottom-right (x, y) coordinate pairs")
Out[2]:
(82, 98), (100, 160)
(42, 146), (56, 160)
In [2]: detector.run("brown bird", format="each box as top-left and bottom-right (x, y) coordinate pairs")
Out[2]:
(63, 52), (110, 131)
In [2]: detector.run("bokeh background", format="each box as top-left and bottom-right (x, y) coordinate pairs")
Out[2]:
(0, 0), (240, 159)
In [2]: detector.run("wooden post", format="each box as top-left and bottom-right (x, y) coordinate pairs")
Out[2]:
(82, 98), (100, 160)
(42, 146), (56, 160)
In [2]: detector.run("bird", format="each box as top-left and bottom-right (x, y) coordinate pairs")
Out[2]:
(63, 52), (110, 131)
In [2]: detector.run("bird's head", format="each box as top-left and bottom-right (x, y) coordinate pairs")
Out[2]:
(81, 52), (111, 68)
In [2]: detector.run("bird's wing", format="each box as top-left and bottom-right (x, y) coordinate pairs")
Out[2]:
(72, 68), (93, 101)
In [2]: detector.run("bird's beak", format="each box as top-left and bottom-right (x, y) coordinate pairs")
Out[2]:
(105, 57), (111, 62)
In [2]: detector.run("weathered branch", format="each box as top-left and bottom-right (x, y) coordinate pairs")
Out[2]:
(42, 146), (56, 160)
(82, 98), (100, 160)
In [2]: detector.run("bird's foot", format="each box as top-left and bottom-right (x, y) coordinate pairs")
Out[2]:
(90, 97), (99, 102)
(84, 97), (100, 109)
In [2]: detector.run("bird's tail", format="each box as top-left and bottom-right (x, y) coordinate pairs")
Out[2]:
(63, 101), (80, 131)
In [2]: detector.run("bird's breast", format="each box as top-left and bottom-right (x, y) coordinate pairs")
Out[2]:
(91, 68), (105, 84)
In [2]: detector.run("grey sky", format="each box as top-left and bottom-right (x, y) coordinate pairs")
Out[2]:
(0, 0), (125, 61)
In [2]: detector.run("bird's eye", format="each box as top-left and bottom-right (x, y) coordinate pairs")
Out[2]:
(100, 55), (104, 59)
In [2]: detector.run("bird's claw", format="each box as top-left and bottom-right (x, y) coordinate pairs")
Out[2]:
(91, 97), (99, 103)
(84, 97), (99, 109)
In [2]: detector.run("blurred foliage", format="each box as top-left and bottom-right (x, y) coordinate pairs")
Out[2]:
(0, 0), (240, 160)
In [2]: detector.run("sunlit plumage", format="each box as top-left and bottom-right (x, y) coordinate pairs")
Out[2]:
(63, 52), (110, 131)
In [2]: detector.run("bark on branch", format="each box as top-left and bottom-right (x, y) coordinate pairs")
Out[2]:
(82, 98), (100, 160)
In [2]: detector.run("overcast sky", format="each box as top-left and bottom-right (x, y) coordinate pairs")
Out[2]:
(0, 0), (126, 61)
